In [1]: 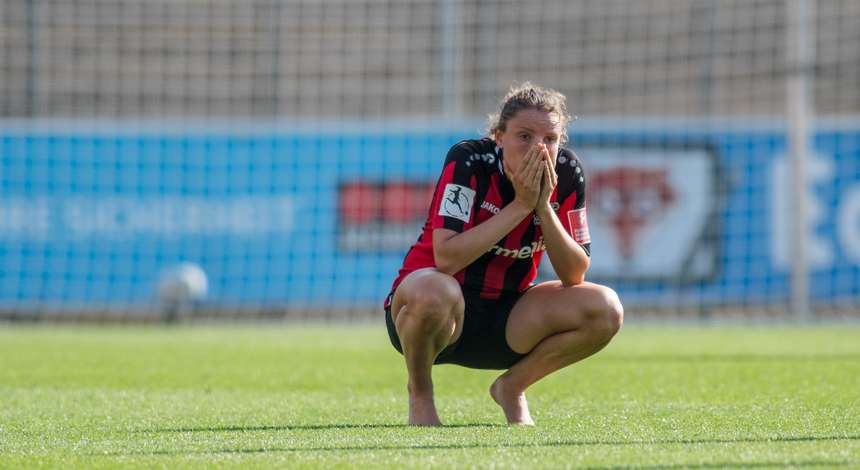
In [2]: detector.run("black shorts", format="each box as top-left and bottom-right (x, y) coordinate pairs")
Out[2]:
(384, 286), (529, 370)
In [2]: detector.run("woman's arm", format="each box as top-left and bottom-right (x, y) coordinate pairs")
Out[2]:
(433, 200), (532, 275)
(433, 144), (545, 275)
(535, 154), (590, 286)
(535, 204), (590, 286)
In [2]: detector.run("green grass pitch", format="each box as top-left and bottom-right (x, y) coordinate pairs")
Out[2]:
(1, 324), (858, 469)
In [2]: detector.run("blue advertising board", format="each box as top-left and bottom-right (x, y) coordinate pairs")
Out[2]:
(0, 121), (858, 311)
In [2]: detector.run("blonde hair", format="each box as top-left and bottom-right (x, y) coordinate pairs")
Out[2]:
(487, 82), (572, 144)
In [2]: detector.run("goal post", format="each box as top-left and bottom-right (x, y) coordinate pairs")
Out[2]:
(786, 0), (814, 321)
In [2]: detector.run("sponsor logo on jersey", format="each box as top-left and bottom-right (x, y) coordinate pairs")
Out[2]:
(487, 239), (546, 259)
(480, 201), (500, 215)
(566, 207), (591, 244)
(439, 184), (475, 223)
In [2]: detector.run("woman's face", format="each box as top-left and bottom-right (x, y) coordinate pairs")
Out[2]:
(493, 108), (563, 175)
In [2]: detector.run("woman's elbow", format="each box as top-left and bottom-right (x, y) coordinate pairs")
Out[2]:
(559, 260), (589, 286)
(560, 273), (586, 287)
(433, 253), (460, 275)
(435, 263), (461, 276)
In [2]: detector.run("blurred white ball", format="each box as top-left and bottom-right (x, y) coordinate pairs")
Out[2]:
(157, 262), (208, 304)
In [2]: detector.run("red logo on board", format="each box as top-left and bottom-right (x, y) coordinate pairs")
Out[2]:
(589, 168), (677, 259)
(338, 181), (435, 252)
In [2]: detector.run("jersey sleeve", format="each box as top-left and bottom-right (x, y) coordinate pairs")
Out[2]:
(429, 142), (479, 233)
(556, 149), (592, 256)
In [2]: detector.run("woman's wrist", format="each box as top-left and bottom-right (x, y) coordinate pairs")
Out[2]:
(535, 201), (554, 217)
(508, 199), (536, 217)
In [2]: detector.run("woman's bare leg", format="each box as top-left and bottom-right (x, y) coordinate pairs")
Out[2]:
(390, 268), (464, 426)
(491, 281), (623, 424)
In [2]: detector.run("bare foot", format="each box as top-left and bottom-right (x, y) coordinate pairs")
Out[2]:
(490, 376), (535, 425)
(408, 394), (442, 426)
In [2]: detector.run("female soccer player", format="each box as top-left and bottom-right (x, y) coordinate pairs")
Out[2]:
(384, 83), (623, 426)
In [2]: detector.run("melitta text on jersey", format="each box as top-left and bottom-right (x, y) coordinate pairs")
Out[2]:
(486, 239), (546, 259)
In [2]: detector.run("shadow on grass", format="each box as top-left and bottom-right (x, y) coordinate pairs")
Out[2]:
(135, 423), (503, 433)
(604, 353), (860, 363)
(108, 433), (860, 457)
(582, 461), (857, 469)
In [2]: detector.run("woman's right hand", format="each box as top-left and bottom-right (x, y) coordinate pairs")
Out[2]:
(511, 144), (544, 211)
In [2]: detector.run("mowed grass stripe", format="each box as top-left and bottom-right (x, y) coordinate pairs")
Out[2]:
(1, 325), (858, 469)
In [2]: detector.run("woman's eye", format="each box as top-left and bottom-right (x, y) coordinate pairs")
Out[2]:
(519, 134), (530, 142)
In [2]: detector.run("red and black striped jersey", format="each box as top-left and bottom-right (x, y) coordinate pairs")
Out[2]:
(387, 137), (590, 306)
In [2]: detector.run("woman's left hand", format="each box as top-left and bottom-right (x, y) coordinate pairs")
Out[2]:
(537, 144), (557, 213)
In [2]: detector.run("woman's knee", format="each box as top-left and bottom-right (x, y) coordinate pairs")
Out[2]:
(583, 285), (624, 339)
(395, 272), (463, 330)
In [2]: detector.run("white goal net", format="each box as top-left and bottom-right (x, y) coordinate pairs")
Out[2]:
(0, 0), (858, 320)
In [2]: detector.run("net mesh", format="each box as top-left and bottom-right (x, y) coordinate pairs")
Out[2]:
(0, 0), (858, 320)
(3, 0), (858, 118)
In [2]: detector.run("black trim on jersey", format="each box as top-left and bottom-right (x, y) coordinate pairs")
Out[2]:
(556, 148), (591, 256)
(555, 148), (584, 207)
(502, 220), (539, 293)
(463, 252), (492, 295)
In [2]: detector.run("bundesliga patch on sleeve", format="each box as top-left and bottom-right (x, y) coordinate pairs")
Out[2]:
(566, 207), (591, 244)
(439, 184), (476, 223)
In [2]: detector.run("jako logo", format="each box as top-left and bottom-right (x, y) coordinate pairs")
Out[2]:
(487, 240), (546, 259)
(590, 167), (676, 259)
(480, 201), (500, 214)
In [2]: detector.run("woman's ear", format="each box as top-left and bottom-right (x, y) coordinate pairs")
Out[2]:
(492, 128), (504, 147)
